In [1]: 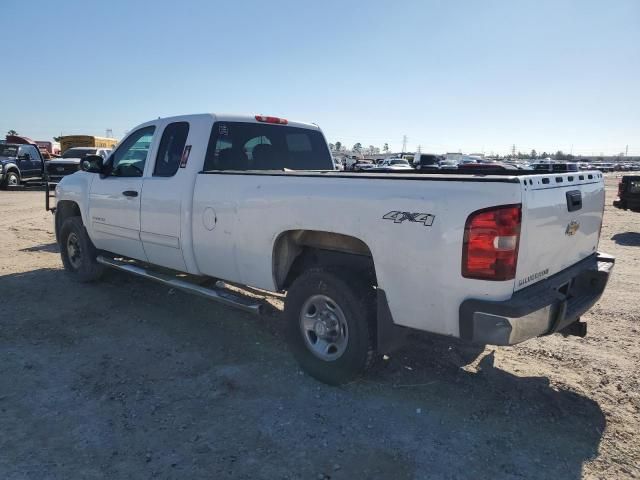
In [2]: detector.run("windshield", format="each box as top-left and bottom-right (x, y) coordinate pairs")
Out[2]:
(62, 148), (97, 159)
(390, 159), (409, 165)
(0, 145), (19, 157)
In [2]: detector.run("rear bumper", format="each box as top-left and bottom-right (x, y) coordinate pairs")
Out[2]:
(459, 252), (614, 345)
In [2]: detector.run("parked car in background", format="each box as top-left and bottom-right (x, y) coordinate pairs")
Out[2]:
(344, 155), (360, 170)
(613, 176), (640, 212)
(0, 143), (45, 188)
(592, 163), (615, 172)
(371, 158), (413, 171)
(459, 161), (520, 172)
(352, 159), (375, 171)
(46, 147), (112, 183)
(413, 153), (441, 171)
(332, 157), (344, 171)
(533, 162), (579, 173)
(439, 160), (459, 170)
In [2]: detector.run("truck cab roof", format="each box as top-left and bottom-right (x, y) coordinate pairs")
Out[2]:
(135, 113), (321, 132)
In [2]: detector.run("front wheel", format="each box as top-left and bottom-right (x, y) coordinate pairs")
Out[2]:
(1, 171), (19, 189)
(284, 268), (376, 385)
(59, 216), (105, 282)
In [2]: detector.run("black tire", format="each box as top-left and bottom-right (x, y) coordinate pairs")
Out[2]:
(59, 216), (104, 282)
(284, 268), (376, 385)
(1, 171), (20, 189)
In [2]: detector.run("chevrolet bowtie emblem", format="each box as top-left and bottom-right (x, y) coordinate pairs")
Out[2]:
(565, 220), (580, 236)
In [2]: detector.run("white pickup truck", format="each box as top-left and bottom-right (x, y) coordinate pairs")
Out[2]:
(51, 113), (614, 385)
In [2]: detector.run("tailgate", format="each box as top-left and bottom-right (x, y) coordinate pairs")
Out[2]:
(515, 171), (604, 291)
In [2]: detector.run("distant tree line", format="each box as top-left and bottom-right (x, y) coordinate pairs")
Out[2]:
(328, 141), (390, 156)
(495, 150), (575, 161)
(326, 141), (580, 160)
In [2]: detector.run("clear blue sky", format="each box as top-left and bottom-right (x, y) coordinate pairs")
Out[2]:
(2, 0), (638, 155)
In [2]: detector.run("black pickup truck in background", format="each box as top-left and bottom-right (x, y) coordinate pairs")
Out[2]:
(0, 143), (45, 189)
(45, 147), (112, 183)
(613, 176), (640, 212)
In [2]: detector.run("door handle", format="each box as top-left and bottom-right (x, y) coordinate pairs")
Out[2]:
(566, 190), (582, 212)
(122, 190), (138, 197)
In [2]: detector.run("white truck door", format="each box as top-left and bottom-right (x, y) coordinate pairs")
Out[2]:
(88, 125), (156, 261)
(139, 121), (191, 271)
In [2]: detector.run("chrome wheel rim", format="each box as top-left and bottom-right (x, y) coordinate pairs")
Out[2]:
(66, 232), (82, 269)
(299, 294), (349, 361)
(8, 174), (18, 186)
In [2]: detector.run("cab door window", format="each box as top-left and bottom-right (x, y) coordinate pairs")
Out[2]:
(109, 126), (155, 177)
(17, 146), (31, 160)
(153, 122), (189, 177)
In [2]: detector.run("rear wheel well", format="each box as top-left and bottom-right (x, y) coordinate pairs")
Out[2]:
(273, 230), (377, 291)
(55, 201), (82, 243)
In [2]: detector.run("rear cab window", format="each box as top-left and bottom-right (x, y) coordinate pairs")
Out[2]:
(203, 122), (332, 171)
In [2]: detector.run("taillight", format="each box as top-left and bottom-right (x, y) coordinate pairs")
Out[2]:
(255, 115), (288, 125)
(462, 204), (522, 281)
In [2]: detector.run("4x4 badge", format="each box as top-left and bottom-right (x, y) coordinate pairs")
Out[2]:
(383, 211), (435, 226)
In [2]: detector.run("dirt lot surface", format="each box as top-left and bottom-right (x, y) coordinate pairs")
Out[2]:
(1, 176), (638, 479)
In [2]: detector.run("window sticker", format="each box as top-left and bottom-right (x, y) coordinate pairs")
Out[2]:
(218, 124), (229, 136)
(180, 145), (192, 168)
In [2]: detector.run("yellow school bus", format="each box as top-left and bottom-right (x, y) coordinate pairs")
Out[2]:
(59, 136), (118, 154)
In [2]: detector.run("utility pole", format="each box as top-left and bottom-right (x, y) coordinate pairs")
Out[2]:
(416, 145), (422, 154)
(106, 128), (113, 138)
(511, 144), (516, 158)
(402, 135), (408, 153)
(625, 144), (629, 157)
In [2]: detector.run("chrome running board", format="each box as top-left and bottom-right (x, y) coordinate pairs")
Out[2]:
(96, 255), (263, 315)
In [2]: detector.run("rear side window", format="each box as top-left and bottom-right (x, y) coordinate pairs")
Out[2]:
(28, 146), (40, 159)
(154, 122), (189, 177)
(203, 122), (332, 171)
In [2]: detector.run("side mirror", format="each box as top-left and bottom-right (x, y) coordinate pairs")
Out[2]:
(80, 154), (104, 173)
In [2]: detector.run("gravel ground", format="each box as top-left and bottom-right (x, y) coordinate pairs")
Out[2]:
(0, 175), (638, 479)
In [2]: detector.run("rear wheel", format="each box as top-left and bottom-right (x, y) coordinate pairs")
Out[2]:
(285, 268), (376, 385)
(59, 216), (104, 282)
(1, 171), (19, 189)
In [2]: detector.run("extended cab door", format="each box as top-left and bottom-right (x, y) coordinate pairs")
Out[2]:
(88, 126), (156, 261)
(139, 121), (191, 271)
